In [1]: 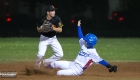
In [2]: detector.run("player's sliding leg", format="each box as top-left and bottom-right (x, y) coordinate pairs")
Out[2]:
(49, 61), (70, 69)
(57, 69), (77, 76)
(48, 61), (83, 76)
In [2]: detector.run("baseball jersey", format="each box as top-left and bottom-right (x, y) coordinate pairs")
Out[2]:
(37, 14), (63, 37)
(74, 38), (103, 70)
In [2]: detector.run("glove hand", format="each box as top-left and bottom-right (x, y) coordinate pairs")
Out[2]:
(37, 21), (53, 33)
(42, 21), (53, 33)
(108, 65), (118, 73)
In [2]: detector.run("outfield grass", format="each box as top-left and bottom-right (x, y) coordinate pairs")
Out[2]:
(0, 37), (140, 62)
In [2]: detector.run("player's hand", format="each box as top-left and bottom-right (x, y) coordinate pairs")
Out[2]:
(78, 20), (81, 26)
(37, 26), (42, 33)
(108, 65), (118, 73)
(51, 25), (56, 30)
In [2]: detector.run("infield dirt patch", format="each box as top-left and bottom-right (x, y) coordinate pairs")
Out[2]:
(0, 62), (140, 80)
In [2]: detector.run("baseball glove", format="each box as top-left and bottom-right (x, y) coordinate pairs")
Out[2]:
(37, 21), (53, 33)
(108, 65), (118, 72)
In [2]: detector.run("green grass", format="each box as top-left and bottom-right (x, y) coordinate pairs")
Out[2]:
(0, 37), (140, 62)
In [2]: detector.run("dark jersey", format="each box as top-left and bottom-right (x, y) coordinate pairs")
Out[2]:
(37, 14), (63, 37)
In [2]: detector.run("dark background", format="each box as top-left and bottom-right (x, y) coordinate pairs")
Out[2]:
(0, 0), (140, 37)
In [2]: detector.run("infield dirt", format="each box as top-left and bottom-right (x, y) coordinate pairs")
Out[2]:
(0, 62), (140, 80)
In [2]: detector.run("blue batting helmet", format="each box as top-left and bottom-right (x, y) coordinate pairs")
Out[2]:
(83, 33), (98, 47)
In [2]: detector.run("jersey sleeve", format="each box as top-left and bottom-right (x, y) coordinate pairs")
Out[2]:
(77, 26), (83, 39)
(90, 49), (103, 63)
(56, 16), (63, 28)
(79, 38), (86, 49)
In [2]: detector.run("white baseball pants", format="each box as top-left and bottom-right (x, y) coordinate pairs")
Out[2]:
(50, 61), (83, 76)
(35, 35), (63, 68)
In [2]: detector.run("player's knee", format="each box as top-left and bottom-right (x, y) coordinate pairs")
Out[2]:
(57, 70), (64, 76)
(57, 70), (73, 76)
(55, 53), (63, 60)
(59, 53), (63, 58)
(58, 51), (63, 58)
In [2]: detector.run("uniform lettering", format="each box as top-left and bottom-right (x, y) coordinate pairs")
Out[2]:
(79, 49), (90, 57)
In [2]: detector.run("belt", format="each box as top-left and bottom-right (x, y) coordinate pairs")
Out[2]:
(41, 34), (55, 38)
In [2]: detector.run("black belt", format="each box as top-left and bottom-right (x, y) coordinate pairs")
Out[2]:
(41, 34), (55, 38)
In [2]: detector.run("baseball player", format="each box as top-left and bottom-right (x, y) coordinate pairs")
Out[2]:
(35, 5), (64, 68)
(45, 20), (118, 76)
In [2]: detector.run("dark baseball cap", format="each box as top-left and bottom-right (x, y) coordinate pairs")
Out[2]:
(45, 5), (58, 12)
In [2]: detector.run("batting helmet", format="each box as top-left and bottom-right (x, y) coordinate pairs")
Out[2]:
(83, 33), (98, 47)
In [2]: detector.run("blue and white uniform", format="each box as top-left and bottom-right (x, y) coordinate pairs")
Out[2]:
(50, 25), (109, 76)
(74, 38), (103, 70)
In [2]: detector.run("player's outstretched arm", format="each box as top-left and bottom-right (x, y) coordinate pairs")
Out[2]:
(77, 20), (83, 39)
(99, 60), (118, 73)
(91, 53), (118, 73)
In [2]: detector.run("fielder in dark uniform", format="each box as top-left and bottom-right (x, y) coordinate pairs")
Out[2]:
(35, 5), (64, 68)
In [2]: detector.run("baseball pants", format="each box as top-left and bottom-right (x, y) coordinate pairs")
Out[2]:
(50, 61), (83, 76)
(35, 35), (63, 68)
